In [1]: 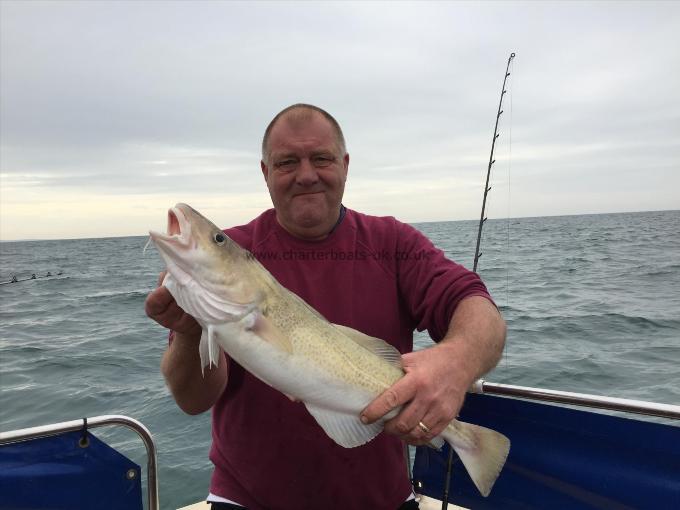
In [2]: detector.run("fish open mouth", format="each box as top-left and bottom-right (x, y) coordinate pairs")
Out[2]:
(146, 204), (197, 288)
(149, 204), (191, 244)
(167, 207), (183, 237)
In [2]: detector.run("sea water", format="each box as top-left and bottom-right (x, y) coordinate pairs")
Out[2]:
(1, 210), (678, 509)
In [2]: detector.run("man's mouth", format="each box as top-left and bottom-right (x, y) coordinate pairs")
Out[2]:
(293, 191), (324, 197)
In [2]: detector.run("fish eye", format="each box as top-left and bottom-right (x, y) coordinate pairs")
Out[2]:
(214, 232), (226, 245)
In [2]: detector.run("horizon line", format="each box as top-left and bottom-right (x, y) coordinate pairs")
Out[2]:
(1, 208), (677, 243)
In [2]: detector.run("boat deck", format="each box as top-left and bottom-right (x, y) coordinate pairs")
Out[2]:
(178, 495), (465, 510)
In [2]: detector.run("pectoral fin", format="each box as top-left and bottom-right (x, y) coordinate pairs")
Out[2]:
(305, 404), (384, 448)
(250, 313), (293, 354)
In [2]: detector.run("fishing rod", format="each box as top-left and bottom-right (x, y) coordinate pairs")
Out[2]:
(440, 51), (515, 510)
(472, 52), (515, 273)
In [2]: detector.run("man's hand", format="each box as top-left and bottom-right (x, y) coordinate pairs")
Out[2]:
(144, 271), (201, 335)
(146, 271), (227, 415)
(360, 296), (506, 445)
(360, 342), (467, 445)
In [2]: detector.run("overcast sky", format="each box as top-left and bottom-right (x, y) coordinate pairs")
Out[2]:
(1, 1), (678, 240)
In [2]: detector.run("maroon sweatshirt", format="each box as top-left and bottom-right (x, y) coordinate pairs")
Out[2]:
(204, 207), (493, 510)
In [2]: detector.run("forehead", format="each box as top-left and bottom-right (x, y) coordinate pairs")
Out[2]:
(268, 111), (339, 155)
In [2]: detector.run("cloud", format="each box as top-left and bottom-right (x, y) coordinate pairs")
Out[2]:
(1, 1), (679, 239)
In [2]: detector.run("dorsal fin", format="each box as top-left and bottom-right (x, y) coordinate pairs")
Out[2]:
(333, 324), (403, 369)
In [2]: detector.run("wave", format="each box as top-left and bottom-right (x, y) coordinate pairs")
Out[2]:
(509, 312), (677, 328)
(80, 289), (151, 299)
(643, 267), (680, 277)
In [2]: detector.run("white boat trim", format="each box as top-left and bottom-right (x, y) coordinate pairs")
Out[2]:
(471, 379), (680, 419)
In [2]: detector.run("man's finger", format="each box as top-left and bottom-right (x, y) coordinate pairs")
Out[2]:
(413, 408), (449, 440)
(172, 310), (201, 335)
(406, 420), (433, 446)
(360, 375), (417, 424)
(144, 286), (174, 317)
(382, 396), (428, 437)
(155, 297), (200, 334)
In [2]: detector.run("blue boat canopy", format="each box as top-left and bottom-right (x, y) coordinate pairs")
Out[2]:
(0, 429), (143, 510)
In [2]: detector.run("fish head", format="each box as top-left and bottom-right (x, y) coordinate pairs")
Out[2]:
(149, 203), (261, 321)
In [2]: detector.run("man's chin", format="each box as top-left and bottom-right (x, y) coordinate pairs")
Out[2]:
(291, 212), (327, 229)
(279, 207), (337, 238)
(290, 197), (329, 219)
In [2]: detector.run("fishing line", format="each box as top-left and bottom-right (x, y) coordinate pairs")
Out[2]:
(504, 56), (515, 371)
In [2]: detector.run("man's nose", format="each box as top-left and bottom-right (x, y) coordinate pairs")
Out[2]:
(296, 158), (319, 186)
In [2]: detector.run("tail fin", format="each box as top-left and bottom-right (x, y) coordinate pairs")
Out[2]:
(440, 420), (510, 497)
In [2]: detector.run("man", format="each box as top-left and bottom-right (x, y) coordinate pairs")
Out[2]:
(145, 104), (506, 510)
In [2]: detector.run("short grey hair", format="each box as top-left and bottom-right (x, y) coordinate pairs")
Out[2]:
(261, 104), (347, 163)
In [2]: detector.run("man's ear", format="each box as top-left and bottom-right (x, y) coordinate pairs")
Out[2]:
(260, 160), (269, 182)
(343, 153), (350, 180)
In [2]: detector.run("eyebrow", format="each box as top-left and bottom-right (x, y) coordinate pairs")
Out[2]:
(272, 148), (336, 160)
(272, 152), (299, 161)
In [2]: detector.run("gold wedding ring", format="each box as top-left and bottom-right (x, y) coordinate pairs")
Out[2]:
(417, 421), (430, 434)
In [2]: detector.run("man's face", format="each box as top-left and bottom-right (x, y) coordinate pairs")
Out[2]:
(261, 112), (349, 240)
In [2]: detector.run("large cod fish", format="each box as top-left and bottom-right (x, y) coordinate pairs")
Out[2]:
(149, 203), (510, 497)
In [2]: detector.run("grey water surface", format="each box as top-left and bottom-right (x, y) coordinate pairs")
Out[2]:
(1, 210), (678, 509)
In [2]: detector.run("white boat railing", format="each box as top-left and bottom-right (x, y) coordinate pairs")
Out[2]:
(0, 414), (159, 510)
(470, 379), (680, 420)
(2, 388), (676, 510)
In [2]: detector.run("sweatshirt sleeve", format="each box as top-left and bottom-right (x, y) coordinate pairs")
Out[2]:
(395, 221), (494, 342)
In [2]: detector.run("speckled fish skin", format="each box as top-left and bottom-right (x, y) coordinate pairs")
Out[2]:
(149, 203), (510, 498)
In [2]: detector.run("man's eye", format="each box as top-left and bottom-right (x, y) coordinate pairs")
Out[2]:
(313, 156), (333, 167)
(275, 160), (296, 171)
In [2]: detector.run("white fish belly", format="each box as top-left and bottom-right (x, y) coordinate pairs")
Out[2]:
(212, 321), (376, 415)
